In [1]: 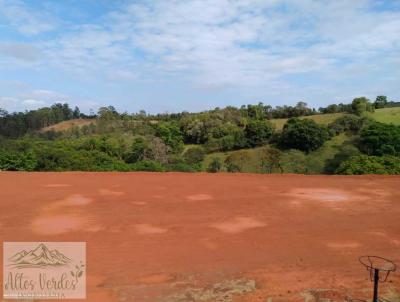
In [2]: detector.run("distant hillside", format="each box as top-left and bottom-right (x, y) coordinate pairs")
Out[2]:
(41, 119), (95, 132)
(203, 133), (352, 174)
(270, 107), (400, 130)
(270, 112), (345, 130)
(40, 108), (400, 133)
(364, 107), (400, 125)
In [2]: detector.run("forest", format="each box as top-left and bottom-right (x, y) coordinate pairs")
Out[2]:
(0, 96), (399, 174)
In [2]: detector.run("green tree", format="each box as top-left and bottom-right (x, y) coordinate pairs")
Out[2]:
(125, 137), (148, 163)
(279, 118), (330, 152)
(73, 106), (81, 119)
(244, 120), (274, 147)
(329, 114), (370, 134)
(351, 97), (374, 115)
(154, 122), (183, 152)
(374, 95), (387, 109)
(359, 122), (400, 156)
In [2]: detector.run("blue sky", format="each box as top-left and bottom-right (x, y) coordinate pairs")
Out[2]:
(0, 0), (399, 113)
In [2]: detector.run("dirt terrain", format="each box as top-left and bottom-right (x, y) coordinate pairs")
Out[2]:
(0, 173), (399, 301)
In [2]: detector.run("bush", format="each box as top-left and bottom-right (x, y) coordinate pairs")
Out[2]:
(279, 118), (330, 152)
(280, 149), (307, 173)
(131, 160), (165, 172)
(168, 155), (199, 172)
(0, 150), (37, 171)
(125, 136), (169, 164)
(183, 146), (205, 165)
(35, 147), (130, 171)
(154, 122), (183, 152)
(224, 151), (250, 172)
(324, 144), (361, 174)
(207, 157), (222, 173)
(329, 115), (370, 135)
(245, 120), (274, 147)
(336, 155), (400, 175)
(351, 97), (374, 115)
(259, 147), (282, 173)
(205, 127), (247, 152)
(359, 122), (400, 156)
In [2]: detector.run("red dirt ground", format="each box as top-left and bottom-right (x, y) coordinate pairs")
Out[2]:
(0, 173), (399, 302)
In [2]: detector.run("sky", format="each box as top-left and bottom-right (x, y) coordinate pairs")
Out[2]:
(0, 0), (399, 114)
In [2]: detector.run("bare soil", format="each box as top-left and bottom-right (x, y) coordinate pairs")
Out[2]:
(0, 173), (399, 301)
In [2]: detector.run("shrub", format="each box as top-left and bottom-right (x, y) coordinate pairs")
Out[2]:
(245, 120), (274, 147)
(336, 155), (400, 175)
(224, 151), (250, 172)
(259, 147), (282, 173)
(125, 137), (148, 163)
(279, 118), (330, 152)
(183, 146), (205, 165)
(131, 160), (165, 172)
(324, 144), (361, 174)
(35, 147), (130, 171)
(329, 115), (370, 135)
(0, 150), (37, 171)
(168, 155), (199, 172)
(207, 157), (222, 173)
(359, 122), (400, 156)
(280, 149), (307, 173)
(351, 97), (374, 115)
(154, 122), (183, 152)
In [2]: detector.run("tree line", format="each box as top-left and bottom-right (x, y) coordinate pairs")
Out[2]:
(0, 95), (399, 174)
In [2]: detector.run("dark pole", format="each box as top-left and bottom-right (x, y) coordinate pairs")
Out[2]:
(373, 268), (379, 302)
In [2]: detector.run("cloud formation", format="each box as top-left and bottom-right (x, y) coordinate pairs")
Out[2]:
(0, 0), (399, 112)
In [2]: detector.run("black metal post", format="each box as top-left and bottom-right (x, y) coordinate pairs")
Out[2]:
(373, 268), (379, 302)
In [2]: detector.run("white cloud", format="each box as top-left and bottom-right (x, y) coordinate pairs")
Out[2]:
(0, 96), (18, 111)
(0, 0), (55, 35)
(1, 0), (400, 111)
(22, 99), (46, 107)
(22, 89), (69, 102)
(0, 89), (70, 112)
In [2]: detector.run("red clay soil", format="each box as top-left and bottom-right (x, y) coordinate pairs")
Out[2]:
(0, 173), (399, 301)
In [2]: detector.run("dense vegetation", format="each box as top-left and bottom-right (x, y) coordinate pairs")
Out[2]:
(0, 96), (399, 174)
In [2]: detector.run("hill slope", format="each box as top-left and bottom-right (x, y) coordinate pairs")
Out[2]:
(270, 107), (400, 130)
(41, 119), (95, 132)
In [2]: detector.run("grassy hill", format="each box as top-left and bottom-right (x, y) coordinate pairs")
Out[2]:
(41, 119), (95, 132)
(364, 107), (400, 125)
(270, 107), (400, 130)
(203, 133), (352, 174)
(202, 107), (400, 173)
(41, 108), (399, 133)
(270, 112), (345, 130)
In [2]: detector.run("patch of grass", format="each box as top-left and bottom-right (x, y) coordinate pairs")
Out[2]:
(203, 147), (265, 173)
(364, 107), (400, 125)
(182, 144), (198, 153)
(305, 133), (351, 174)
(41, 119), (95, 132)
(270, 107), (400, 131)
(270, 113), (346, 131)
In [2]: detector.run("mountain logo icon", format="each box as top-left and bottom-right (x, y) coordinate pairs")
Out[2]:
(8, 243), (71, 269)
